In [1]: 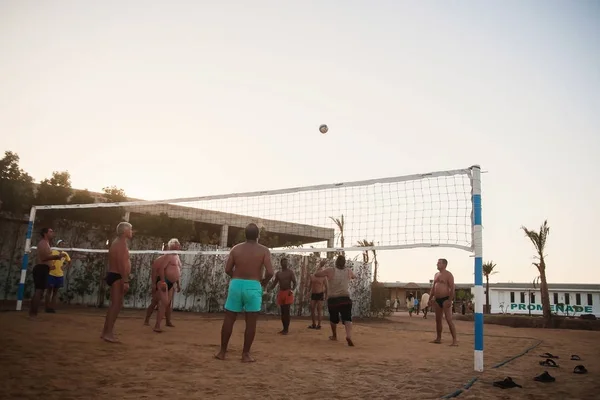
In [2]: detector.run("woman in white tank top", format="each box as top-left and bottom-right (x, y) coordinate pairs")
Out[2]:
(314, 255), (356, 346)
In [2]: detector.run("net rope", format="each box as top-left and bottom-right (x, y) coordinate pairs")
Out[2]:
(30, 167), (475, 255)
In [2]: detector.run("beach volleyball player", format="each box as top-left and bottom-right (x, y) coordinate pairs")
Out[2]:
(215, 223), (274, 362)
(101, 222), (132, 343)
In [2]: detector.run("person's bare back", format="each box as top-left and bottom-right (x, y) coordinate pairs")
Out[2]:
(310, 275), (327, 294)
(228, 241), (270, 282)
(217, 223), (275, 363)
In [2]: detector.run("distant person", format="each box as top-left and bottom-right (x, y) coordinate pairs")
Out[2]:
(314, 255), (355, 346)
(215, 223), (274, 362)
(270, 258), (297, 335)
(308, 260), (328, 330)
(420, 291), (430, 319)
(30, 228), (65, 317)
(164, 240), (182, 325)
(44, 239), (72, 313)
(414, 297), (420, 315)
(393, 298), (399, 312)
(406, 294), (415, 317)
(101, 222), (133, 343)
(429, 258), (458, 346)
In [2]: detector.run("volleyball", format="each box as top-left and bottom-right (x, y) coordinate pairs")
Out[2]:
(319, 124), (328, 134)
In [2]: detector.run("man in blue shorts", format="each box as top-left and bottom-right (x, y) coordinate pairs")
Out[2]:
(215, 223), (274, 363)
(45, 239), (71, 313)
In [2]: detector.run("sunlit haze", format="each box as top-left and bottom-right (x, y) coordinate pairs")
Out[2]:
(1, 1), (599, 284)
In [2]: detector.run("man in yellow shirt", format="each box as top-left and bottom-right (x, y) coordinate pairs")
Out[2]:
(45, 239), (71, 313)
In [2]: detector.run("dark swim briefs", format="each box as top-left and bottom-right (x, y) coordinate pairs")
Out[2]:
(156, 276), (174, 290)
(435, 296), (450, 308)
(311, 292), (324, 301)
(105, 272), (122, 286)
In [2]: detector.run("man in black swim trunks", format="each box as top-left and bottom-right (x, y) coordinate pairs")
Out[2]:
(101, 222), (133, 343)
(429, 258), (458, 346)
(308, 260), (328, 329)
(144, 238), (181, 332)
(30, 228), (66, 317)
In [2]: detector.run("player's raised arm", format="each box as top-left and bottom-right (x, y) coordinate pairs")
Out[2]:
(314, 267), (331, 279)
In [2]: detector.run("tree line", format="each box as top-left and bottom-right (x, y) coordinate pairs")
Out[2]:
(0, 150), (301, 248)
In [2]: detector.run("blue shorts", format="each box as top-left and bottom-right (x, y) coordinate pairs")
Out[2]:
(224, 279), (262, 313)
(47, 275), (64, 289)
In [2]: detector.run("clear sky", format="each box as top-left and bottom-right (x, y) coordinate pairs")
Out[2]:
(1, 1), (599, 285)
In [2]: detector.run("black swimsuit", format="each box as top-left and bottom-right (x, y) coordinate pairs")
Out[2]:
(105, 272), (122, 286)
(435, 296), (450, 308)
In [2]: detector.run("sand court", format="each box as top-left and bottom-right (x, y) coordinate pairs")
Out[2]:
(1, 309), (598, 399)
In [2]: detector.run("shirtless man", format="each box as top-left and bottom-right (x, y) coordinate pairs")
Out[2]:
(215, 223), (274, 362)
(164, 242), (182, 325)
(144, 238), (182, 330)
(308, 260), (328, 330)
(30, 228), (66, 317)
(270, 258), (297, 335)
(429, 258), (458, 346)
(101, 222), (133, 343)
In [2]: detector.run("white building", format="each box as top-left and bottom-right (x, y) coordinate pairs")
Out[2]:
(484, 283), (600, 317)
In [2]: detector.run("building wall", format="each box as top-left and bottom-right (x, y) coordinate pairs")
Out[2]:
(488, 288), (600, 317)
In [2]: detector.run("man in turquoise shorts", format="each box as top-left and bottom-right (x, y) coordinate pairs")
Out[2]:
(215, 223), (274, 363)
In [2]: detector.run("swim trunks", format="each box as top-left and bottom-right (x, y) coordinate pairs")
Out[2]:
(435, 296), (450, 308)
(32, 264), (50, 290)
(224, 279), (262, 313)
(277, 289), (294, 306)
(327, 296), (352, 324)
(156, 276), (174, 290)
(105, 272), (122, 286)
(311, 292), (324, 301)
(47, 275), (64, 289)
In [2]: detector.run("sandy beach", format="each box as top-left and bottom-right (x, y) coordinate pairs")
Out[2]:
(0, 309), (597, 399)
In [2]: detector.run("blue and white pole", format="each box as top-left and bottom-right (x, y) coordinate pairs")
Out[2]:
(471, 165), (484, 372)
(16, 207), (37, 311)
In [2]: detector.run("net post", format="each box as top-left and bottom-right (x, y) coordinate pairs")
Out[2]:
(16, 206), (37, 311)
(471, 165), (484, 372)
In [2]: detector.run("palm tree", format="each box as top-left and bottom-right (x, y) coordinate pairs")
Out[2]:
(329, 215), (345, 256)
(356, 239), (372, 264)
(357, 239), (380, 282)
(522, 220), (552, 322)
(482, 261), (498, 314)
(371, 247), (379, 283)
(529, 276), (541, 316)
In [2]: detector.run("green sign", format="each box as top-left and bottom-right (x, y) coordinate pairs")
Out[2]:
(509, 303), (593, 313)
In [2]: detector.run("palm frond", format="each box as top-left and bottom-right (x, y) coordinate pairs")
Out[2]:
(482, 261), (498, 277)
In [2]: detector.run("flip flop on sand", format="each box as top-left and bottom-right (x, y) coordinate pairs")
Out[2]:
(493, 377), (522, 389)
(570, 355), (582, 361)
(308, 325), (316, 329)
(573, 365), (588, 374)
(534, 371), (556, 383)
(539, 359), (559, 368)
(539, 352), (559, 359)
